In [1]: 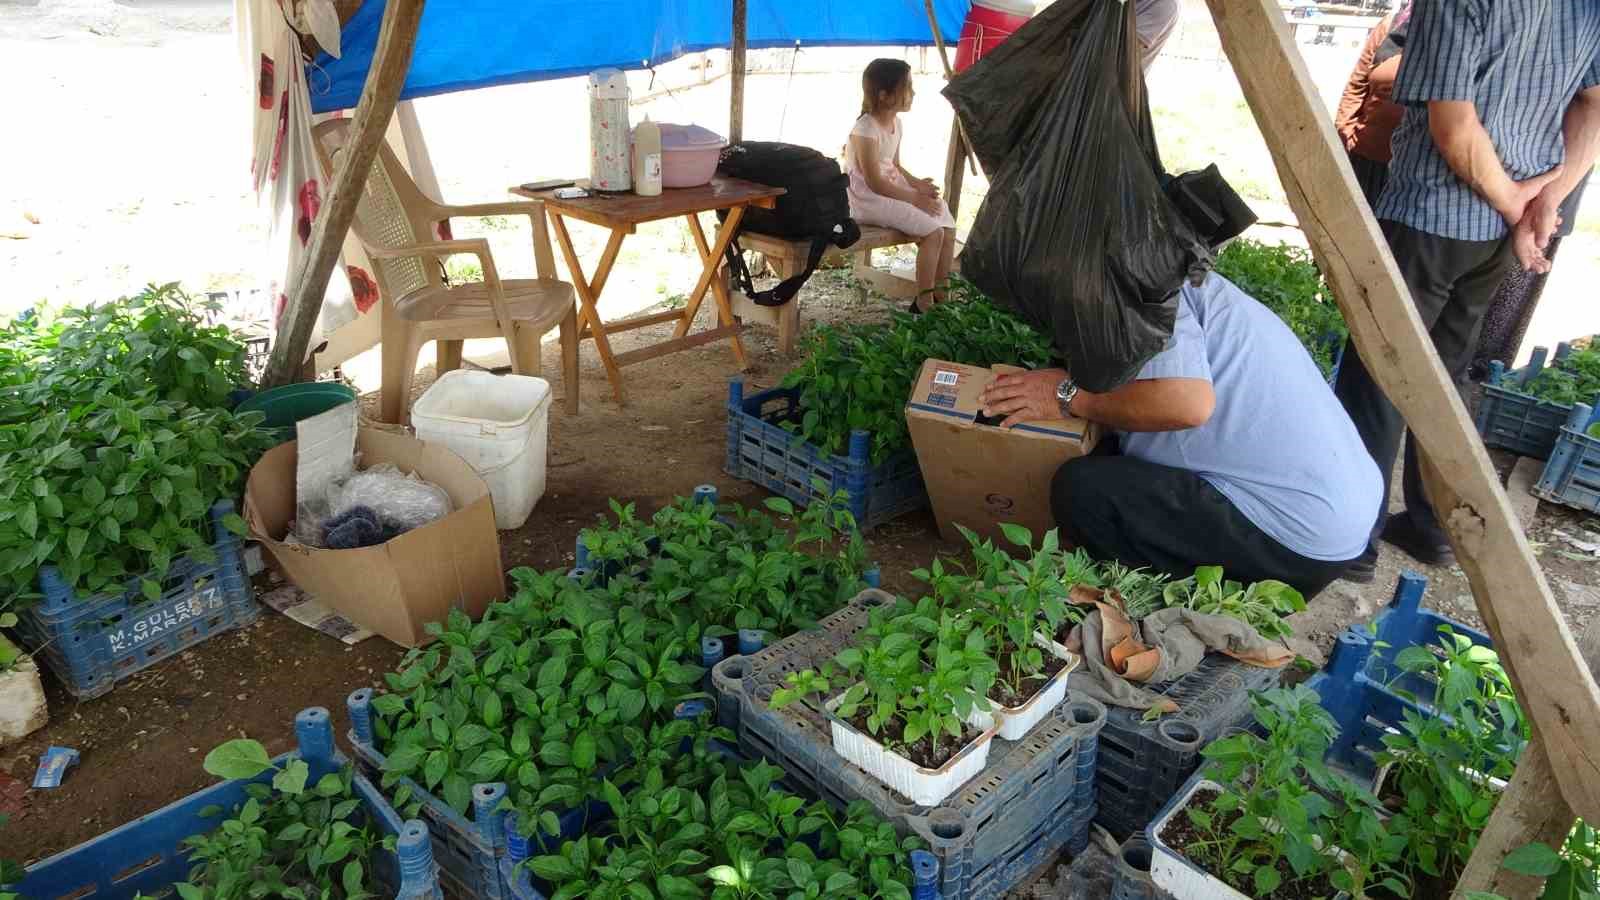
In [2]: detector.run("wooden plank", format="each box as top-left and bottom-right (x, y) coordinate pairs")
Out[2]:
(579, 308), (685, 339)
(263, 0), (426, 387)
(737, 224), (914, 258)
(1457, 623), (1600, 897)
(613, 324), (744, 368)
(944, 121), (967, 220)
(923, 0), (978, 177)
(1207, 0), (1600, 824)
(511, 177), (782, 229)
(682, 210), (749, 368)
(731, 0), (747, 144)
(549, 214), (627, 404)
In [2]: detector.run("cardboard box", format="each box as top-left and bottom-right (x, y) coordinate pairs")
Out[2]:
(244, 427), (505, 647)
(905, 360), (1098, 545)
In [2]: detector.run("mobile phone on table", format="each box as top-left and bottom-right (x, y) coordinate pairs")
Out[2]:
(522, 178), (577, 192)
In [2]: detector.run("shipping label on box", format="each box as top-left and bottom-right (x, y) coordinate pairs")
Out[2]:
(905, 360), (1098, 545)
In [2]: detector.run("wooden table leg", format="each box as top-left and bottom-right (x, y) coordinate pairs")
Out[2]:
(548, 212), (628, 405)
(679, 208), (749, 369)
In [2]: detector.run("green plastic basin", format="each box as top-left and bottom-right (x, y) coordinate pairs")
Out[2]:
(236, 382), (358, 444)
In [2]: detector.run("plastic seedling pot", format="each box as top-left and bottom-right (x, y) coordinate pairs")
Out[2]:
(966, 633), (1080, 741)
(824, 684), (997, 807)
(1149, 777), (1351, 900)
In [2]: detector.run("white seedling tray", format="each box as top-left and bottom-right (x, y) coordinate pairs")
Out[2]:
(1150, 777), (1350, 900)
(825, 685), (997, 807)
(966, 633), (1080, 740)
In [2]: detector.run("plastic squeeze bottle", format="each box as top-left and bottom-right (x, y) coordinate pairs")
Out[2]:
(633, 118), (663, 197)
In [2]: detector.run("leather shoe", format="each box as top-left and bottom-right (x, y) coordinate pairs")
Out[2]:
(1380, 513), (1455, 567)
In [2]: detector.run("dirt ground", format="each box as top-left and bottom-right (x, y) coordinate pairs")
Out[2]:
(6, 0), (1600, 891)
(6, 269), (1600, 895)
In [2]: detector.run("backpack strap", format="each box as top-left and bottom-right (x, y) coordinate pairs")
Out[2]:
(722, 234), (835, 308)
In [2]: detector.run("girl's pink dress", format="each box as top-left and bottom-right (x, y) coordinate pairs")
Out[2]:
(844, 114), (955, 237)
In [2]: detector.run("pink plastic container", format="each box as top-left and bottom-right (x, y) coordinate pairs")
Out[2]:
(659, 124), (726, 188)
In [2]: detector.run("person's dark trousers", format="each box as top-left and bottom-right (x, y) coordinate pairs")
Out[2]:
(1051, 454), (1352, 599)
(1349, 151), (1389, 210)
(1333, 219), (1516, 555)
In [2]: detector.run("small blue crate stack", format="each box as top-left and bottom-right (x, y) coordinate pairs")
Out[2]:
(1307, 571), (1494, 781)
(1475, 341), (1600, 459)
(712, 592), (1107, 900)
(1093, 655), (1283, 839)
(724, 377), (927, 531)
(10, 707), (442, 900)
(16, 501), (257, 699)
(1533, 399), (1600, 514)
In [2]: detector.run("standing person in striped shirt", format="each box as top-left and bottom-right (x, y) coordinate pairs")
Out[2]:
(1338, 0), (1600, 583)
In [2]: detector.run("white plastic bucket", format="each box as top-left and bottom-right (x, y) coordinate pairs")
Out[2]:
(411, 370), (551, 530)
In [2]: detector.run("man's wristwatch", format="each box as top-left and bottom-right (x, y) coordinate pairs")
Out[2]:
(1055, 377), (1079, 418)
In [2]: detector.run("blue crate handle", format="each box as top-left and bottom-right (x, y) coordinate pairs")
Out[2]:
(701, 635), (726, 667)
(909, 849), (940, 899)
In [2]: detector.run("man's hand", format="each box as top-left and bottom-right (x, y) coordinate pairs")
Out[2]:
(1511, 185), (1566, 272)
(1492, 165), (1564, 228)
(980, 368), (1068, 429)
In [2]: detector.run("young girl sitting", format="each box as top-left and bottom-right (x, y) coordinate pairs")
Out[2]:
(845, 58), (957, 313)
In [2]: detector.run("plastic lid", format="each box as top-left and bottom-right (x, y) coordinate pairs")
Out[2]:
(659, 123), (726, 150)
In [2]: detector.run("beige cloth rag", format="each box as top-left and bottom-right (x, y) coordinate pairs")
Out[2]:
(1062, 585), (1293, 713)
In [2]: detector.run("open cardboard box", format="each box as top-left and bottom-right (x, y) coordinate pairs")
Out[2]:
(244, 427), (505, 647)
(906, 360), (1099, 545)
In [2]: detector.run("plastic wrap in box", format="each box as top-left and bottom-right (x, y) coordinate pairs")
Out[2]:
(17, 501), (256, 700)
(713, 590), (1107, 900)
(724, 378), (927, 531)
(12, 707), (441, 899)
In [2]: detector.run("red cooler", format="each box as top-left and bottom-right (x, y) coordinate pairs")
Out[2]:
(953, 0), (1036, 73)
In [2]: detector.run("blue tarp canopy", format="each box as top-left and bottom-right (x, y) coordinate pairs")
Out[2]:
(311, 0), (972, 113)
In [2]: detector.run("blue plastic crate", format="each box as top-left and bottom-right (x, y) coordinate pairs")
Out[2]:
(724, 377), (927, 531)
(347, 689), (604, 900)
(1308, 572), (1494, 782)
(16, 501), (257, 700)
(10, 707), (441, 900)
(712, 593), (1107, 900)
(1475, 342), (1600, 459)
(1092, 654), (1284, 840)
(498, 741), (949, 900)
(1534, 410), (1600, 514)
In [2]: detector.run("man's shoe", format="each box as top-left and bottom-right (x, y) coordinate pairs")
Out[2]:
(1380, 513), (1456, 567)
(1341, 550), (1378, 584)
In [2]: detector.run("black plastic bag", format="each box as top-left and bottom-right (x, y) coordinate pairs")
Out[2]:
(944, 0), (1210, 392)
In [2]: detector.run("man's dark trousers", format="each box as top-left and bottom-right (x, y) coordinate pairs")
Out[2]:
(1051, 454), (1353, 599)
(1334, 219), (1516, 554)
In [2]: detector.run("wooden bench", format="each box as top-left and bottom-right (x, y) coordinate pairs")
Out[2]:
(730, 225), (919, 354)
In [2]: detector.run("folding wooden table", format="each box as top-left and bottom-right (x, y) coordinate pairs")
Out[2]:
(509, 178), (784, 405)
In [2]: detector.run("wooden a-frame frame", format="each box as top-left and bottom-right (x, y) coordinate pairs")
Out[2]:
(263, 2), (1600, 892)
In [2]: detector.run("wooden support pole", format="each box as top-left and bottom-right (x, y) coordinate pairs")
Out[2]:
(1456, 623), (1600, 898)
(924, 0), (979, 178)
(730, 0), (747, 144)
(1206, 0), (1600, 825)
(262, 0), (426, 388)
(943, 120), (967, 220)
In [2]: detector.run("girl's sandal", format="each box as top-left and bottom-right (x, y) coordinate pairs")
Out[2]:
(908, 289), (938, 315)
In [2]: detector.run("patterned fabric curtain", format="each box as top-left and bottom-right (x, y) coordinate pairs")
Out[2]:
(235, 0), (369, 362)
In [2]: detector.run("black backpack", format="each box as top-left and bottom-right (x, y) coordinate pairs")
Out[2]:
(717, 142), (862, 307)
